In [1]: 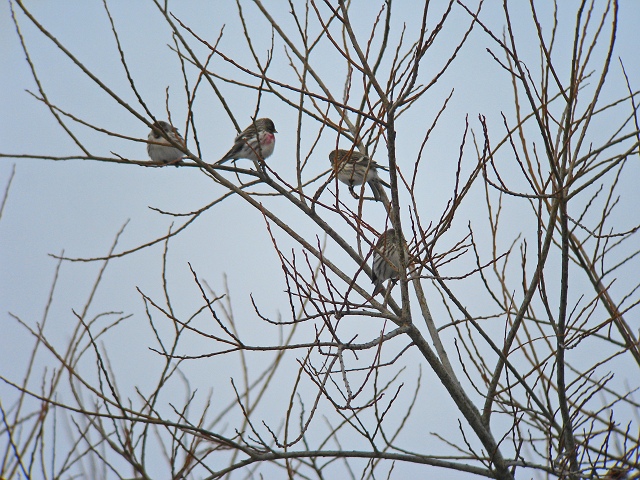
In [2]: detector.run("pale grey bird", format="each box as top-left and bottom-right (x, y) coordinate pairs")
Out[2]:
(147, 121), (186, 165)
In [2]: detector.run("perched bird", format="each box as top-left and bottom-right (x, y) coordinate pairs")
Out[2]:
(216, 118), (277, 165)
(372, 229), (403, 296)
(147, 121), (186, 165)
(329, 149), (391, 202)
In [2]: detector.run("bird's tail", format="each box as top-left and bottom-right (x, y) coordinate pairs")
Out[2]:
(378, 178), (391, 189)
(215, 143), (240, 165)
(368, 179), (390, 204)
(372, 280), (386, 297)
(214, 155), (231, 165)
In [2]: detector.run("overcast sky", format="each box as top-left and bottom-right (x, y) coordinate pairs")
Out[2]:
(1, 2), (639, 478)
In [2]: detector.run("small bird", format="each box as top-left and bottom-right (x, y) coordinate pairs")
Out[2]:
(329, 149), (391, 201)
(372, 229), (403, 296)
(147, 121), (186, 165)
(216, 118), (277, 165)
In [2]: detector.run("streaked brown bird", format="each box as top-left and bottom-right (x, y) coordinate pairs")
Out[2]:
(329, 149), (390, 201)
(372, 228), (403, 296)
(147, 121), (186, 165)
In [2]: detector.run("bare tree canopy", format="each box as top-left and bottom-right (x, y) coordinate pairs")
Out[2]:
(1, 1), (639, 479)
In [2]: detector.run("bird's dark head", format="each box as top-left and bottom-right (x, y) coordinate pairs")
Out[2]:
(151, 121), (171, 138)
(259, 118), (277, 134)
(329, 149), (350, 166)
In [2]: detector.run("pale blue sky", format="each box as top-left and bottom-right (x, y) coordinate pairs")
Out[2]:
(1, 2), (639, 478)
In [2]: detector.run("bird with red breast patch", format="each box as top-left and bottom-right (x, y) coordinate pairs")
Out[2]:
(216, 118), (277, 165)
